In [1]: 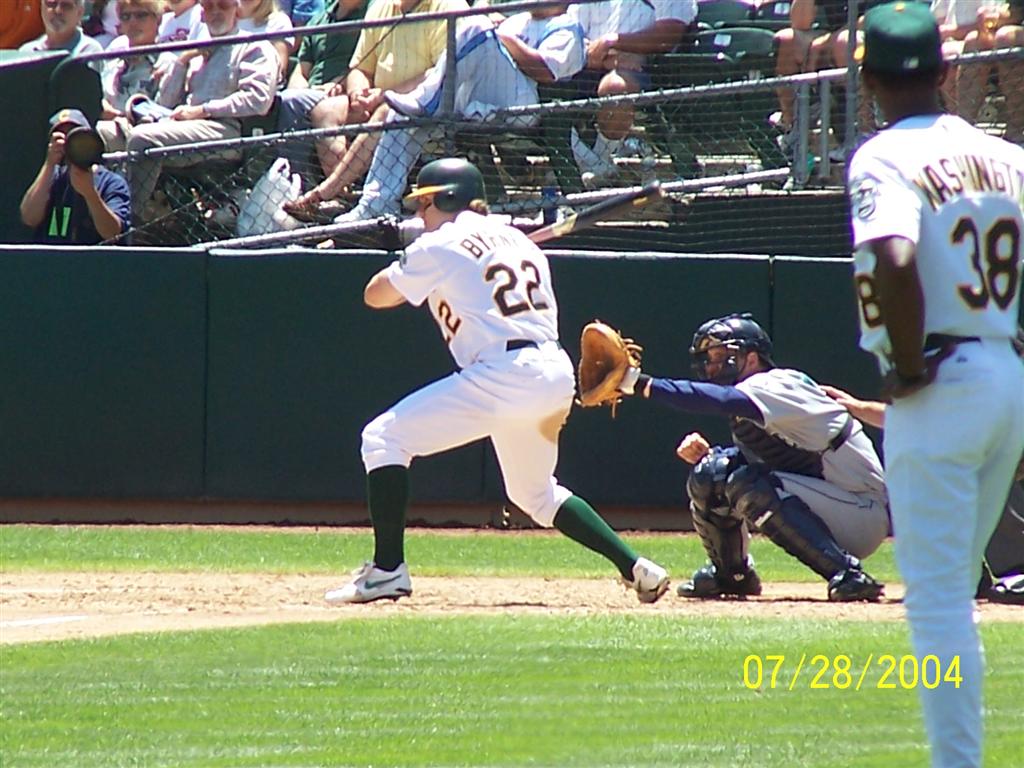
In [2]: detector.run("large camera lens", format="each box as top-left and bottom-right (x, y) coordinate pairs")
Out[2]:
(65, 126), (105, 169)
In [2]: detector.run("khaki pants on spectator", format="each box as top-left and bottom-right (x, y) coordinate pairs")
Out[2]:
(124, 118), (242, 218)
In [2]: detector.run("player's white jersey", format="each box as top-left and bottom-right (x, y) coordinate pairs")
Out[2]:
(383, 211), (560, 369)
(848, 114), (1024, 372)
(735, 368), (887, 501)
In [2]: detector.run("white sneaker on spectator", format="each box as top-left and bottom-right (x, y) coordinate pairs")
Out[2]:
(624, 557), (670, 604)
(334, 197), (399, 223)
(325, 562), (412, 604)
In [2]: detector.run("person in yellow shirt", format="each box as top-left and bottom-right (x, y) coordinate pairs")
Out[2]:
(286, 0), (467, 214)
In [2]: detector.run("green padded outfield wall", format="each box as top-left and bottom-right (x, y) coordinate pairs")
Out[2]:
(1, 246), (978, 508)
(0, 246), (207, 497)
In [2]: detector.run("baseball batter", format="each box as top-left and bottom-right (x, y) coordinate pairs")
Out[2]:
(325, 158), (669, 604)
(848, 4), (1024, 766)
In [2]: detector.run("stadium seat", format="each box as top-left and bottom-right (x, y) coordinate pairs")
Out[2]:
(695, 0), (757, 30)
(647, 27), (786, 177)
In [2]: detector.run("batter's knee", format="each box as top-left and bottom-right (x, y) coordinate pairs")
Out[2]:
(360, 412), (412, 472)
(505, 478), (571, 528)
(725, 464), (782, 526)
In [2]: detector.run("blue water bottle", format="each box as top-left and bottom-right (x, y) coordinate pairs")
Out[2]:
(541, 186), (558, 224)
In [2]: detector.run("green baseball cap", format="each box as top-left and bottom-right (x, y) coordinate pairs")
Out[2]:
(857, 1), (942, 74)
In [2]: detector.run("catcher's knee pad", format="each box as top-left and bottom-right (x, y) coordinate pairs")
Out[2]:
(687, 447), (741, 518)
(726, 464), (858, 580)
(724, 463), (781, 527)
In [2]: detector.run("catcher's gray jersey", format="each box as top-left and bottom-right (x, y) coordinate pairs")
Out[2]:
(734, 368), (887, 503)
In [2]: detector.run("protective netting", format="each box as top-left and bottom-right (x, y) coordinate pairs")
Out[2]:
(85, 0), (1024, 251)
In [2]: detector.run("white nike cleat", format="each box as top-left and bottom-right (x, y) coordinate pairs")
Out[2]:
(325, 562), (412, 604)
(624, 557), (670, 604)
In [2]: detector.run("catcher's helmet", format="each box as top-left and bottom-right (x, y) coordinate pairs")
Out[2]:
(402, 157), (486, 213)
(689, 312), (774, 384)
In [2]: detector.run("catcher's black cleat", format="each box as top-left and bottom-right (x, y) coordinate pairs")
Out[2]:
(677, 563), (762, 599)
(828, 568), (884, 602)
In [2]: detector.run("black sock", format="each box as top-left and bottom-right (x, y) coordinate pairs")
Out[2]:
(553, 495), (638, 581)
(367, 465), (409, 571)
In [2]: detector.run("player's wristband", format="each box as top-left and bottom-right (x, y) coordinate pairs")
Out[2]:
(620, 367), (642, 396)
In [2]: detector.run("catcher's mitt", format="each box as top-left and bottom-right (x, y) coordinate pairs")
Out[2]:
(577, 320), (643, 415)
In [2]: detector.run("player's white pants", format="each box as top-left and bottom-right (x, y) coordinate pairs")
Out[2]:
(884, 339), (1024, 768)
(361, 341), (575, 527)
(774, 473), (889, 559)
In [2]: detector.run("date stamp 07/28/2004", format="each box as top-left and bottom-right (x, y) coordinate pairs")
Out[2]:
(741, 654), (963, 691)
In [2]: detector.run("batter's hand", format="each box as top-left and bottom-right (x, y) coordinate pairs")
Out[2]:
(676, 432), (711, 464)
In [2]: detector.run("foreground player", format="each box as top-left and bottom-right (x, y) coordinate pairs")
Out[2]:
(847, 3), (1024, 766)
(325, 158), (669, 605)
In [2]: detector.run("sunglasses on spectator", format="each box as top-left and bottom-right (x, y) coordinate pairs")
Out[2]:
(119, 10), (156, 21)
(44, 0), (78, 11)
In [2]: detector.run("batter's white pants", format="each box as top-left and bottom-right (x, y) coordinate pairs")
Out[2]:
(884, 338), (1024, 768)
(775, 473), (890, 559)
(361, 341), (575, 527)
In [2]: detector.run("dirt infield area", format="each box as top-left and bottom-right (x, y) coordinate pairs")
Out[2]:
(1, 571), (1020, 644)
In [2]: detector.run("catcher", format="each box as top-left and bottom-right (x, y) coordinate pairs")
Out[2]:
(578, 313), (888, 602)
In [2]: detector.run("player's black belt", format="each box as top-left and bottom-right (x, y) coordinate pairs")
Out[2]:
(505, 339), (561, 352)
(828, 415), (855, 452)
(923, 333), (980, 352)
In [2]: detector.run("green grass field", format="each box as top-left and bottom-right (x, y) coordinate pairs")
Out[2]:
(1, 526), (1020, 768)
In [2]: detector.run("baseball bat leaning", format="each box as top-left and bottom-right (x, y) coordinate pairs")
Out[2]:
(526, 181), (665, 245)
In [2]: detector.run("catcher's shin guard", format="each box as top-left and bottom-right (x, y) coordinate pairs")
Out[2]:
(725, 464), (860, 581)
(687, 453), (751, 578)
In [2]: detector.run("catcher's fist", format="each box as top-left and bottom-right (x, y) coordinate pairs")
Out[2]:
(676, 432), (711, 464)
(577, 320), (643, 416)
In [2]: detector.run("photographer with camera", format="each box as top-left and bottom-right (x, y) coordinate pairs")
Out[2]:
(20, 109), (131, 244)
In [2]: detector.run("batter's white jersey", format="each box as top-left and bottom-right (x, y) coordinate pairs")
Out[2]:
(382, 211), (560, 369)
(848, 114), (1024, 372)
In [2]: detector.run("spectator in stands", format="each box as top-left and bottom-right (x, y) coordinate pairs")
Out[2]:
(20, 0), (104, 62)
(158, 0), (206, 43)
(121, 0), (278, 219)
(326, 2), (585, 222)
(278, 0), (324, 26)
(0, 0), (45, 50)
(96, 0), (163, 150)
(569, 0), (694, 185)
(237, 0), (295, 80)
(276, 0), (367, 179)
(773, 0), (880, 158)
(83, 0), (120, 47)
(20, 108), (131, 243)
(990, 1), (1024, 142)
(937, 0), (1024, 132)
(283, 0), (466, 214)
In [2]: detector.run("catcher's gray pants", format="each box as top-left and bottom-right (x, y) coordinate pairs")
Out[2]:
(774, 472), (889, 559)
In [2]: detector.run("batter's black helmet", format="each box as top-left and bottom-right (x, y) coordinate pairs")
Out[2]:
(689, 312), (774, 384)
(403, 158), (486, 213)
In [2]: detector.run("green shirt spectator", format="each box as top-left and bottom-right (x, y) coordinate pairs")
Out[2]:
(298, 0), (368, 87)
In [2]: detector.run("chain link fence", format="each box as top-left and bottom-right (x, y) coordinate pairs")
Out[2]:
(76, 1), (1024, 250)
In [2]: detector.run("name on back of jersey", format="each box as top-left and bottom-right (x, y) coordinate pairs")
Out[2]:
(913, 153), (1024, 212)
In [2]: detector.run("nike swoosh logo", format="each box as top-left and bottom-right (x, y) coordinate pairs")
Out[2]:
(364, 575), (402, 590)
